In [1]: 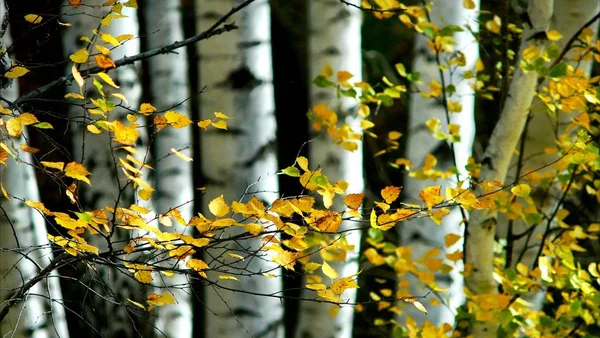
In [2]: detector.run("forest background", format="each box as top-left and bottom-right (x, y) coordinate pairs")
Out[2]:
(1, 0), (599, 337)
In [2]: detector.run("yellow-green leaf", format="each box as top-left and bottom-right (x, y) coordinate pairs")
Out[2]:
(322, 261), (338, 279)
(24, 14), (43, 24)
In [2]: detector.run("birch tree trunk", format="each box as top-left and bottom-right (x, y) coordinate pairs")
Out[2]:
(196, 0), (283, 336)
(142, 2), (193, 337)
(63, 4), (152, 336)
(295, 1), (362, 337)
(465, 0), (554, 336)
(398, 0), (478, 326)
(0, 29), (69, 338)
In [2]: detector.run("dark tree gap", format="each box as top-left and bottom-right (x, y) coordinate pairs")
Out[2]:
(270, 0), (309, 336)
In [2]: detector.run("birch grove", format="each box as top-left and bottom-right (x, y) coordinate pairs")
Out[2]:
(196, 0), (283, 337)
(295, 1), (363, 337)
(399, 0), (478, 326)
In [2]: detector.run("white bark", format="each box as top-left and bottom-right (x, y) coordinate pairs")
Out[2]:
(295, 1), (362, 338)
(399, 0), (478, 326)
(0, 30), (69, 337)
(63, 4), (151, 337)
(143, 1), (193, 337)
(466, 0), (554, 336)
(196, 0), (283, 337)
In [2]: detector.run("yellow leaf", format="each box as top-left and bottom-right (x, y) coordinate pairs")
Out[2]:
(96, 72), (119, 88)
(70, 49), (89, 63)
(18, 113), (39, 125)
(322, 261), (338, 279)
(6, 118), (23, 137)
(127, 298), (146, 310)
(331, 276), (359, 295)
(41, 161), (65, 171)
(111, 120), (140, 145)
(444, 233), (461, 247)
(547, 29), (562, 41)
(147, 292), (177, 307)
(463, 0), (475, 9)
(138, 188), (153, 201)
(388, 131), (402, 140)
(212, 120), (227, 130)
(306, 283), (326, 291)
(227, 253), (245, 260)
(381, 186), (401, 204)
(419, 186), (444, 210)
(511, 184), (531, 197)
(96, 45), (111, 55)
(297, 156), (309, 171)
(72, 64), (84, 91)
(4, 66), (29, 78)
(1, 183), (9, 199)
(208, 195), (229, 217)
(65, 161), (91, 185)
(343, 193), (364, 210)
(214, 111), (231, 119)
(139, 103), (156, 115)
(218, 275), (238, 281)
(197, 119), (211, 129)
(171, 148), (192, 161)
(134, 270), (153, 284)
(245, 223), (263, 236)
(165, 111), (192, 128)
(101, 33), (120, 46)
(24, 14), (43, 24)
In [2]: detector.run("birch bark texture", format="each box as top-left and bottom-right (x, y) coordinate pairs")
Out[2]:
(142, 1), (194, 337)
(398, 0), (478, 326)
(62, 4), (152, 337)
(0, 29), (69, 338)
(465, 0), (554, 336)
(295, 1), (362, 338)
(196, 0), (283, 337)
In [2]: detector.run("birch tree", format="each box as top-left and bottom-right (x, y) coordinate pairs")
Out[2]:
(142, 1), (193, 337)
(62, 3), (152, 336)
(295, 1), (362, 337)
(398, 0), (478, 326)
(0, 24), (69, 338)
(465, 0), (554, 336)
(196, 0), (283, 336)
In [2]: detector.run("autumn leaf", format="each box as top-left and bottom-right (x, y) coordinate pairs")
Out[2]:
(419, 186), (444, 210)
(444, 233), (462, 247)
(4, 66), (29, 78)
(214, 111), (231, 119)
(331, 276), (359, 296)
(343, 193), (364, 210)
(381, 186), (401, 204)
(68, 0), (82, 7)
(171, 148), (193, 162)
(322, 261), (338, 279)
(212, 120), (227, 130)
(97, 72), (119, 88)
(6, 118), (22, 137)
(208, 195), (229, 217)
(65, 162), (91, 185)
(272, 247), (298, 270)
(511, 184), (531, 197)
(111, 120), (140, 145)
(147, 293), (176, 307)
(41, 161), (65, 171)
(165, 111), (192, 128)
(197, 119), (211, 129)
(24, 14), (42, 24)
(95, 55), (116, 69)
(70, 49), (89, 63)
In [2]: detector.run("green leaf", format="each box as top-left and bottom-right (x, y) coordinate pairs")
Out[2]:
(281, 166), (300, 177)
(33, 122), (53, 129)
(311, 175), (328, 186)
(549, 62), (567, 78)
(313, 75), (334, 88)
(407, 72), (421, 83)
(368, 228), (383, 243)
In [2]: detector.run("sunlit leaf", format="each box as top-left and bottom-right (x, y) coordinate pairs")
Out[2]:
(4, 66), (29, 78)
(208, 195), (229, 217)
(322, 261), (338, 279)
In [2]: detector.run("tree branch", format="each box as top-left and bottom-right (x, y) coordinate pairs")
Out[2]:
(15, 0), (257, 104)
